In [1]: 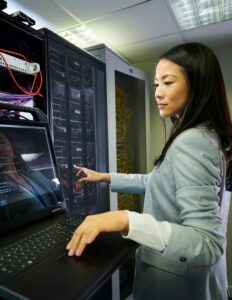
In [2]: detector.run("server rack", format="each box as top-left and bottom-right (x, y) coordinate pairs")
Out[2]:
(41, 29), (109, 215)
(0, 9), (109, 216)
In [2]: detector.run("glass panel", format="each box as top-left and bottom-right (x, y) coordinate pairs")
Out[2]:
(115, 70), (146, 212)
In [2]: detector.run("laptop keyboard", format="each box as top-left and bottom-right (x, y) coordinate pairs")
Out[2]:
(0, 216), (83, 276)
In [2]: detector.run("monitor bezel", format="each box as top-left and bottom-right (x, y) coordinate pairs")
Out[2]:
(0, 118), (66, 235)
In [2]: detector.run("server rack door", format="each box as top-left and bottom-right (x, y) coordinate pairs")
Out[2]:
(42, 29), (109, 215)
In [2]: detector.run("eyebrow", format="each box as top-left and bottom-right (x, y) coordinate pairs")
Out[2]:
(155, 74), (177, 81)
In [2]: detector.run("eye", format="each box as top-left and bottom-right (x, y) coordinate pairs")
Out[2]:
(164, 81), (173, 86)
(153, 83), (159, 89)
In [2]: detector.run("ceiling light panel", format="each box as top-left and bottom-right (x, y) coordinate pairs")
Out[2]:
(58, 25), (105, 49)
(169, 0), (232, 30)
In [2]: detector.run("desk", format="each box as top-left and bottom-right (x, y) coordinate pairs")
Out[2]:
(0, 232), (137, 300)
(59, 232), (137, 300)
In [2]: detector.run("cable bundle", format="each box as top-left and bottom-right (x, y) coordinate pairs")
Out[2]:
(0, 92), (33, 106)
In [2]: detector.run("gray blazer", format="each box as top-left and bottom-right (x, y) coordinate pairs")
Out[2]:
(111, 125), (230, 300)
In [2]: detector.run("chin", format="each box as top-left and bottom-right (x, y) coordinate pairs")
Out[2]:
(159, 111), (170, 118)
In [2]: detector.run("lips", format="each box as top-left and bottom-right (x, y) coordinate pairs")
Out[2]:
(158, 103), (167, 109)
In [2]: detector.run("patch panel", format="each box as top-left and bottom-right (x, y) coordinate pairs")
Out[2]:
(0, 52), (40, 75)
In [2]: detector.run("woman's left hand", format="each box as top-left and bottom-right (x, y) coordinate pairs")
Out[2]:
(66, 210), (129, 256)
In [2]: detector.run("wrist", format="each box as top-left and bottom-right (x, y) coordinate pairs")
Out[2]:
(120, 210), (129, 235)
(101, 173), (111, 183)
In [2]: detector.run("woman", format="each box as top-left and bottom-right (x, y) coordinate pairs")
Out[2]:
(66, 43), (232, 300)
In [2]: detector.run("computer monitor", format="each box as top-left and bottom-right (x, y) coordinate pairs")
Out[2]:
(0, 120), (65, 234)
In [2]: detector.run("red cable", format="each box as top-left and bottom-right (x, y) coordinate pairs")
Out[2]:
(0, 48), (27, 61)
(0, 48), (43, 96)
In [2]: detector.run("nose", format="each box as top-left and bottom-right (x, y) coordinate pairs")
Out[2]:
(155, 85), (163, 102)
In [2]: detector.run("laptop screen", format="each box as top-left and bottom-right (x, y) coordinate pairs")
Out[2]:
(0, 121), (66, 235)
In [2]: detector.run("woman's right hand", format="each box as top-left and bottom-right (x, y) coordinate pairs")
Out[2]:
(73, 165), (111, 183)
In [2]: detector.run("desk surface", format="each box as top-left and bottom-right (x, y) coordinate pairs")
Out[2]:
(0, 232), (137, 300)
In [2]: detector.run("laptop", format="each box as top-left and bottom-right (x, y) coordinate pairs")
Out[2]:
(0, 119), (69, 233)
(0, 117), (84, 258)
(0, 117), (125, 299)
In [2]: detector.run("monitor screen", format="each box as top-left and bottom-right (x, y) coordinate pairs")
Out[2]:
(0, 121), (65, 234)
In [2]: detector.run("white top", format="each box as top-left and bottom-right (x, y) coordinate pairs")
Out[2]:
(122, 210), (172, 251)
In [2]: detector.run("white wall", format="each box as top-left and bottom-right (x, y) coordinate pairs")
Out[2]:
(133, 44), (232, 291)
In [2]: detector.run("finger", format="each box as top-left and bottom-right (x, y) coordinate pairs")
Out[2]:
(73, 164), (80, 169)
(66, 228), (83, 255)
(86, 229), (99, 244)
(67, 238), (80, 256)
(78, 176), (89, 183)
(66, 217), (91, 252)
(74, 235), (89, 256)
(75, 226), (100, 255)
(67, 223), (99, 255)
(75, 167), (88, 178)
(73, 165), (84, 175)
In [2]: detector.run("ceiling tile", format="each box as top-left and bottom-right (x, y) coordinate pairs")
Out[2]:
(117, 33), (184, 63)
(182, 19), (232, 48)
(53, 0), (150, 22)
(86, 0), (179, 47)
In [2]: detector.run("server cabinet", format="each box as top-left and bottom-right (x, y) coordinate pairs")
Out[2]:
(86, 45), (150, 212)
(87, 44), (150, 300)
(41, 29), (109, 215)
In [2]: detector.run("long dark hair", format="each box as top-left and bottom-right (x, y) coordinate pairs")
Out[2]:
(154, 42), (232, 189)
(0, 130), (30, 174)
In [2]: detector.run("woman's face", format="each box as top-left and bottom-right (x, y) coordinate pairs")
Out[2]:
(154, 58), (189, 118)
(0, 132), (14, 162)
